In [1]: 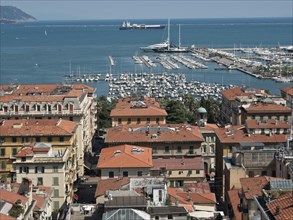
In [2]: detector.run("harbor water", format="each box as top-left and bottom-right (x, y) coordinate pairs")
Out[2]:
(1, 18), (292, 96)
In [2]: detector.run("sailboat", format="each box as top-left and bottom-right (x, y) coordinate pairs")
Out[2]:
(140, 19), (189, 53)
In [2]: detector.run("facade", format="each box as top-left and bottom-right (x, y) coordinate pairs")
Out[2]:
(14, 143), (76, 210)
(110, 97), (167, 127)
(97, 145), (153, 179)
(0, 119), (78, 183)
(151, 157), (205, 187)
(280, 85), (293, 107)
(148, 206), (188, 220)
(0, 83), (97, 176)
(105, 124), (204, 157)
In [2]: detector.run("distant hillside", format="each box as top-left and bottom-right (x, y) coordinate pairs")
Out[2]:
(0, 6), (36, 23)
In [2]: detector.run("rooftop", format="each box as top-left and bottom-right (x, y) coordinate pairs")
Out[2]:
(245, 119), (290, 129)
(0, 119), (77, 137)
(95, 178), (130, 198)
(280, 86), (293, 96)
(267, 192), (293, 220)
(97, 144), (153, 169)
(243, 103), (291, 114)
(105, 124), (204, 144)
(221, 86), (266, 101)
(148, 206), (188, 215)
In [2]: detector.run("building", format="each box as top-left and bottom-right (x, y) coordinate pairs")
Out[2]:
(245, 119), (290, 135)
(105, 124), (204, 158)
(97, 145), (153, 179)
(148, 206), (188, 220)
(0, 178), (52, 220)
(151, 157), (205, 187)
(13, 143), (75, 210)
(0, 119), (78, 183)
(280, 85), (293, 107)
(221, 86), (268, 125)
(0, 83), (97, 176)
(110, 97), (167, 126)
(239, 177), (293, 220)
(215, 125), (287, 200)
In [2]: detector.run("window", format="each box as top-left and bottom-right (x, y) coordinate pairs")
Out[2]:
(53, 166), (58, 173)
(36, 137), (41, 142)
(20, 167), (29, 174)
(159, 190), (162, 202)
(188, 170), (192, 176)
(123, 171), (128, 177)
(189, 146), (194, 154)
(178, 171), (183, 175)
(69, 116), (73, 121)
(210, 145), (215, 154)
(155, 216), (159, 220)
(137, 118), (141, 124)
(48, 137), (52, 142)
(37, 177), (43, 185)
(261, 171), (267, 176)
(58, 104), (62, 112)
(25, 105), (30, 112)
(177, 146), (182, 153)
(147, 118), (150, 124)
(69, 104), (74, 113)
(0, 148), (5, 156)
(118, 118), (122, 125)
(12, 137), (17, 143)
(168, 171), (172, 175)
(127, 118), (131, 124)
(202, 145), (206, 153)
(53, 189), (59, 197)
(35, 166), (45, 173)
(156, 118), (160, 124)
(53, 201), (59, 210)
(37, 105), (41, 111)
(196, 170), (200, 174)
(1, 161), (6, 170)
(169, 180), (174, 187)
(59, 137), (64, 142)
(168, 215), (173, 219)
(53, 177), (59, 186)
(22, 137), (27, 143)
(109, 171), (114, 178)
(153, 146), (157, 154)
(137, 171), (143, 176)
(164, 146), (170, 153)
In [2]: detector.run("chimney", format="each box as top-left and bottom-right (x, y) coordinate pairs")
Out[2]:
(186, 191), (191, 201)
(275, 206), (280, 215)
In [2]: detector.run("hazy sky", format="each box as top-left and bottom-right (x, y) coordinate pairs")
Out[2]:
(1, 0), (292, 20)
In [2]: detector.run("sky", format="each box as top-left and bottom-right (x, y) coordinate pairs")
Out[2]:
(1, 0), (292, 20)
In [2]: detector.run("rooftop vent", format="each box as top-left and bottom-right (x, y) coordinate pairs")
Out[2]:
(114, 150), (121, 156)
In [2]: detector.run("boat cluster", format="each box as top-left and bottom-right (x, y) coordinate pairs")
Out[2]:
(65, 73), (101, 83)
(106, 72), (234, 102)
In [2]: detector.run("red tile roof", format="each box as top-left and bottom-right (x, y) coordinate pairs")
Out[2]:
(221, 87), (265, 101)
(0, 189), (28, 205)
(97, 145), (153, 168)
(152, 157), (203, 170)
(243, 103), (291, 114)
(267, 192), (293, 220)
(240, 176), (281, 200)
(110, 97), (167, 117)
(280, 86), (293, 96)
(105, 124), (204, 144)
(0, 119), (77, 136)
(245, 119), (290, 129)
(227, 189), (242, 220)
(215, 126), (287, 144)
(0, 84), (94, 103)
(0, 213), (16, 220)
(183, 182), (211, 193)
(95, 177), (130, 197)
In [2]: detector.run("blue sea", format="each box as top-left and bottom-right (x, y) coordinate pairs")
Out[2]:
(1, 18), (292, 96)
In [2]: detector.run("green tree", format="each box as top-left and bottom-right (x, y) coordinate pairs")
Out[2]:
(96, 96), (115, 130)
(165, 100), (187, 124)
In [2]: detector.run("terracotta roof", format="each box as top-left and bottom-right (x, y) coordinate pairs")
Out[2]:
(240, 176), (280, 200)
(227, 189), (242, 220)
(215, 125), (287, 144)
(105, 124), (204, 144)
(0, 214), (16, 220)
(15, 147), (33, 157)
(0, 83), (94, 103)
(110, 97), (167, 117)
(0, 119), (77, 136)
(0, 189), (28, 205)
(243, 103), (291, 114)
(152, 157), (203, 170)
(97, 145), (153, 168)
(32, 186), (52, 212)
(95, 177), (130, 197)
(221, 86), (265, 101)
(183, 182), (211, 193)
(280, 86), (293, 96)
(245, 119), (290, 129)
(267, 192), (293, 220)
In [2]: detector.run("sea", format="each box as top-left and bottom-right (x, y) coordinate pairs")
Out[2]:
(1, 17), (292, 96)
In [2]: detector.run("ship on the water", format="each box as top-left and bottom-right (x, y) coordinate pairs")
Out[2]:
(119, 21), (165, 30)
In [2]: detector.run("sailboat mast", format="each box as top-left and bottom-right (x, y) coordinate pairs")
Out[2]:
(168, 18), (170, 50)
(179, 24), (181, 48)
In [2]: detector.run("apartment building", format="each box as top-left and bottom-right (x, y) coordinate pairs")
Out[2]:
(0, 119), (78, 184)
(110, 96), (167, 126)
(280, 85), (293, 107)
(14, 143), (75, 210)
(0, 83), (97, 176)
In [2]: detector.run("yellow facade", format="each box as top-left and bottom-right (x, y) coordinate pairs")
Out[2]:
(112, 116), (166, 126)
(0, 135), (75, 182)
